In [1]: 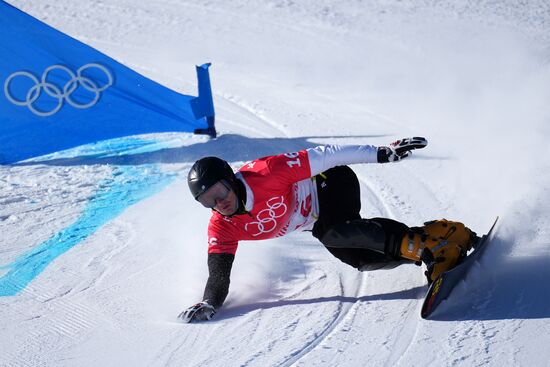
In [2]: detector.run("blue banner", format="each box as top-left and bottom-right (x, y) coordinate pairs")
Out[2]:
(0, 1), (215, 164)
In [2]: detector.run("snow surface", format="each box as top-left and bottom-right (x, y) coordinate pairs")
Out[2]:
(2, 0), (550, 366)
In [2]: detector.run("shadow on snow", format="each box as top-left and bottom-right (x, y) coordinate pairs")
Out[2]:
(12, 133), (389, 167)
(429, 236), (550, 321)
(218, 285), (426, 320)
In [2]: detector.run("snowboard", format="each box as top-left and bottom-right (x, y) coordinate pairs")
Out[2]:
(420, 217), (499, 319)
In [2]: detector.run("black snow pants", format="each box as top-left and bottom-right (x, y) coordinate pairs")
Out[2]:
(312, 166), (411, 271)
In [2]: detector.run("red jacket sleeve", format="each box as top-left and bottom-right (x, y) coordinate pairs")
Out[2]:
(207, 215), (239, 255)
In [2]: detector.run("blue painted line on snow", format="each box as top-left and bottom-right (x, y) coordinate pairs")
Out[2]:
(0, 164), (176, 296)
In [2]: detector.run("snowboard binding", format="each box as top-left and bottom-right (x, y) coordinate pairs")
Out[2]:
(399, 219), (478, 283)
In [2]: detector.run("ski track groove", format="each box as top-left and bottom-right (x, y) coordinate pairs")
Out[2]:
(154, 326), (202, 367)
(276, 274), (363, 367)
(218, 94), (292, 138)
(278, 273), (328, 302)
(161, 331), (194, 367)
(356, 175), (396, 219)
(385, 290), (425, 367)
(215, 102), (278, 138)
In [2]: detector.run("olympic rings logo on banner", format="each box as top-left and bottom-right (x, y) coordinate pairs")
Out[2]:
(245, 196), (288, 237)
(3, 63), (113, 117)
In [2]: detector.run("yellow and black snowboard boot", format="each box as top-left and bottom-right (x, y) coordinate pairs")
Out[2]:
(398, 219), (478, 283)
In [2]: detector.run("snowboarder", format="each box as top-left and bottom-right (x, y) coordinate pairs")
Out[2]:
(178, 138), (478, 323)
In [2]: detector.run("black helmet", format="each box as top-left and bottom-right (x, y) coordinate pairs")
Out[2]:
(188, 157), (236, 200)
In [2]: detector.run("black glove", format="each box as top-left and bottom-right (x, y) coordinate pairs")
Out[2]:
(377, 137), (428, 163)
(178, 300), (216, 323)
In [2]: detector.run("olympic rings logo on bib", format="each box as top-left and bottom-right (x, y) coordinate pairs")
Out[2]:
(3, 63), (113, 117)
(245, 196), (287, 237)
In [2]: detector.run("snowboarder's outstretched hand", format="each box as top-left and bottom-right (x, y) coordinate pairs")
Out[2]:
(377, 137), (428, 163)
(178, 300), (216, 323)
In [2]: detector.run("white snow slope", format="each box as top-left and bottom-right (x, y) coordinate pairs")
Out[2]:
(2, 1), (550, 366)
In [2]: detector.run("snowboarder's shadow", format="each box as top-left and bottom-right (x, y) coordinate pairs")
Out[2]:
(12, 133), (398, 167)
(220, 237), (550, 322)
(12, 133), (444, 168)
(428, 240), (550, 321)
(218, 285), (426, 320)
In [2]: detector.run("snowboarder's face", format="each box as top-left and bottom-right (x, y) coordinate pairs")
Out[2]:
(214, 188), (238, 216)
(197, 180), (239, 216)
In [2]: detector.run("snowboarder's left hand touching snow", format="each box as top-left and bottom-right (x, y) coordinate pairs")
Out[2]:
(377, 137), (428, 163)
(178, 300), (216, 323)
